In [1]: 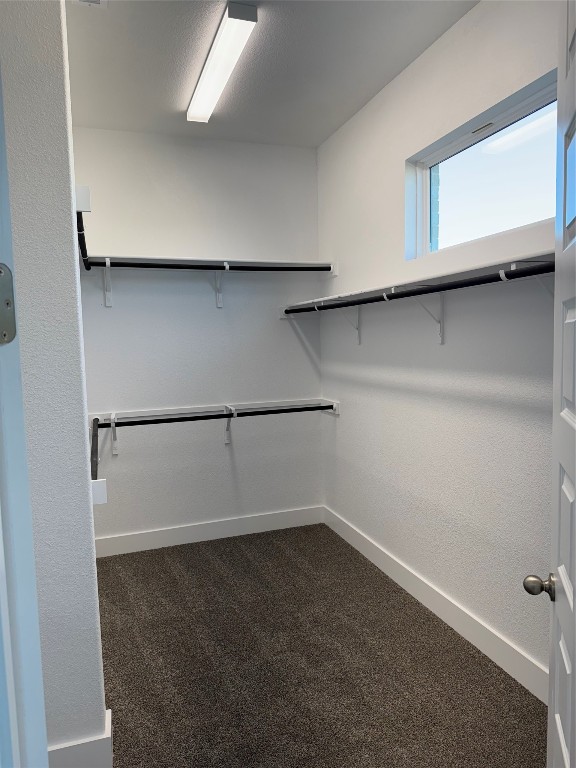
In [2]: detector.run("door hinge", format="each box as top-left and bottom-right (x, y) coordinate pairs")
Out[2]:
(0, 264), (16, 344)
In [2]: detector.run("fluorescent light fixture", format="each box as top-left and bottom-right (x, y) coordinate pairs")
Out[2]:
(187, 2), (257, 123)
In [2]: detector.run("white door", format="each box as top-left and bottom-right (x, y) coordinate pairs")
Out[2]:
(548, 0), (575, 765)
(0, 71), (48, 767)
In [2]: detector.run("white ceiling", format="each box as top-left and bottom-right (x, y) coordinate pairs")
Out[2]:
(66, 0), (477, 147)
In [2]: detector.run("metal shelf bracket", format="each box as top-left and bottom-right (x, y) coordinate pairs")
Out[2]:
(110, 412), (118, 455)
(415, 294), (444, 344)
(340, 306), (362, 344)
(104, 257), (113, 307)
(214, 262), (229, 308)
(224, 405), (235, 444)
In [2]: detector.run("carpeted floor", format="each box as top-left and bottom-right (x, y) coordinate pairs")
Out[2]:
(97, 524), (547, 768)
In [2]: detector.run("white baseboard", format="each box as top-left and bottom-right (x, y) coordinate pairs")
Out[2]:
(323, 506), (549, 705)
(95, 506), (326, 558)
(48, 709), (112, 768)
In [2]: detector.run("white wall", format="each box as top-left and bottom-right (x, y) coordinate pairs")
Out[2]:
(317, 0), (559, 677)
(73, 128), (318, 262)
(75, 129), (325, 540)
(0, 0), (107, 751)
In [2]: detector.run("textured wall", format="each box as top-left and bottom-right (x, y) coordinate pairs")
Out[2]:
(317, 0), (558, 670)
(0, 0), (106, 748)
(75, 130), (325, 537)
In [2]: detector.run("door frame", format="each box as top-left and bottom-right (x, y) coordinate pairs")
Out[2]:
(0, 66), (48, 768)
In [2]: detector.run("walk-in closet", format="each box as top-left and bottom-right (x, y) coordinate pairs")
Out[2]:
(0, 1), (573, 766)
(68, 1), (564, 765)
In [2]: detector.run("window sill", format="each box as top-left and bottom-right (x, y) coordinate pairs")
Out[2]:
(414, 218), (554, 278)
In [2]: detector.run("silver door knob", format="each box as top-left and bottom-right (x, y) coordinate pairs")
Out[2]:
(523, 573), (556, 601)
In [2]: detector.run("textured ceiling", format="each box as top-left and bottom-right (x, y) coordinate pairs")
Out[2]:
(66, 0), (477, 147)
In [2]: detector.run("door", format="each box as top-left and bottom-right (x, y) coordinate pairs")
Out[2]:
(0, 69), (48, 767)
(549, 0), (575, 765)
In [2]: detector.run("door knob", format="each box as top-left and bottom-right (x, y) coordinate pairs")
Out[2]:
(523, 573), (556, 601)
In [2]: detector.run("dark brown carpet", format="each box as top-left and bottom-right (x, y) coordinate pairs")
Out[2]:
(97, 524), (547, 768)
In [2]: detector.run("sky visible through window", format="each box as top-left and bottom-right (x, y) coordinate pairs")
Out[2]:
(431, 101), (557, 251)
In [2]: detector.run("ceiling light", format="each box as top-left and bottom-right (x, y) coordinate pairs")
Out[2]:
(187, 3), (257, 123)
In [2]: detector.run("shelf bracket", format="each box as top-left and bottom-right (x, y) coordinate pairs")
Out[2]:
(340, 306), (361, 344)
(224, 405), (235, 445)
(104, 257), (113, 307)
(415, 294), (444, 344)
(213, 262), (229, 308)
(110, 412), (119, 456)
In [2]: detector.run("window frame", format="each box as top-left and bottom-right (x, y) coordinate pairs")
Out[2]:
(564, 113), (576, 247)
(405, 71), (557, 263)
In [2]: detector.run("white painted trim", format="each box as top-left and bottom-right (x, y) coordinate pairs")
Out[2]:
(323, 506), (549, 704)
(95, 506), (326, 557)
(48, 709), (112, 768)
(74, 185), (91, 213)
(91, 479), (107, 506)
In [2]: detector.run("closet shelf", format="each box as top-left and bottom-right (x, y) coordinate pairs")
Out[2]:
(283, 257), (554, 315)
(89, 398), (339, 481)
(85, 257), (334, 273)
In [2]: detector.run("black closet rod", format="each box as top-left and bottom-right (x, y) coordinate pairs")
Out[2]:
(86, 258), (332, 272)
(77, 212), (91, 271)
(90, 417), (99, 481)
(90, 404), (334, 479)
(284, 261), (555, 315)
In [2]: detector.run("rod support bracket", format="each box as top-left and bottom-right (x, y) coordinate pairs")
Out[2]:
(322, 400), (340, 416)
(110, 412), (118, 456)
(214, 262), (229, 308)
(224, 405), (235, 444)
(104, 257), (113, 307)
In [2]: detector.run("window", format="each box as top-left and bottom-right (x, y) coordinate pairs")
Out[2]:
(405, 72), (557, 261)
(430, 102), (557, 251)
